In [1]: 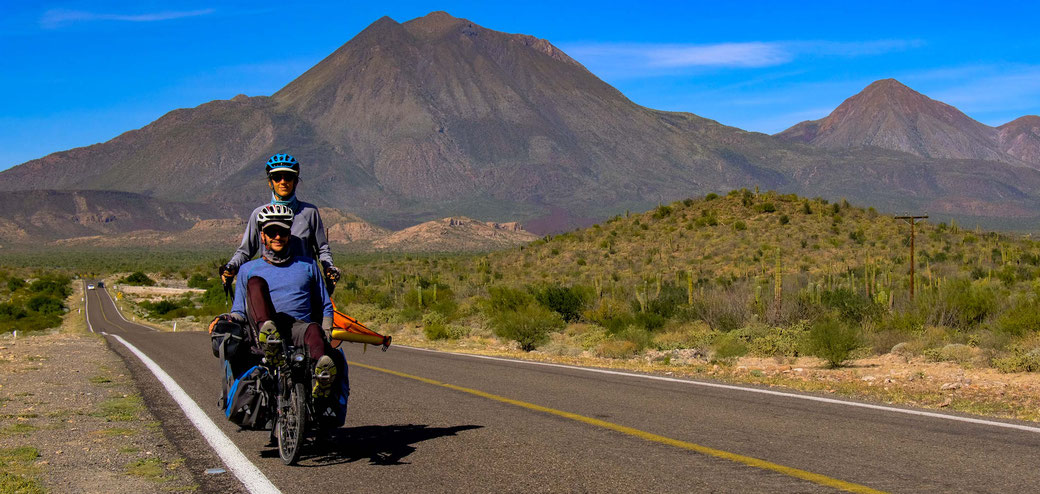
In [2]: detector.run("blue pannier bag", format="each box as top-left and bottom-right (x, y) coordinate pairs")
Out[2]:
(223, 364), (269, 429)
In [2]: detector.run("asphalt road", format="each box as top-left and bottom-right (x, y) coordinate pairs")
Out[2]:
(83, 284), (1040, 493)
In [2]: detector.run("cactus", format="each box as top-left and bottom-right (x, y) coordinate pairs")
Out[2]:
(687, 269), (694, 306)
(773, 248), (782, 319)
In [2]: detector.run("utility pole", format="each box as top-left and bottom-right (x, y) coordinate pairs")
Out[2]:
(895, 214), (928, 302)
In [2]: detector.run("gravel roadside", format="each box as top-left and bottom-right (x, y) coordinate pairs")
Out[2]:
(0, 283), (198, 493)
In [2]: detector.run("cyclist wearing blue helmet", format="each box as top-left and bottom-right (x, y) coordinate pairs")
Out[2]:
(221, 153), (340, 294)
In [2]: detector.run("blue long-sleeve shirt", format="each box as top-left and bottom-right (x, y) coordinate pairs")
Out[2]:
(231, 255), (333, 323)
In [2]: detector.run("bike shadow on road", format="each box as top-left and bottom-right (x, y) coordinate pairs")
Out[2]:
(262, 423), (483, 466)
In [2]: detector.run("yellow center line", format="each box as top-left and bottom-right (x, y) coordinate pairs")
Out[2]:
(350, 361), (887, 494)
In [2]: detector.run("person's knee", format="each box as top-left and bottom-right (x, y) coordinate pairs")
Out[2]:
(303, 323), (325, 359)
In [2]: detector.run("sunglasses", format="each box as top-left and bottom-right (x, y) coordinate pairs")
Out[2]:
(263, 227), (291, 238)
(269, 172), (297, 183)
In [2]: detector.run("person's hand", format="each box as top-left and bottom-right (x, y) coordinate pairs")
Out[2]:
(208, 313), (231, 333)
(219, 264), (236, 285)
(324, 265), (341, 286)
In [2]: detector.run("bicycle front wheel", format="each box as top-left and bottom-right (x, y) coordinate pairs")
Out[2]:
(278, 382), (308, 465)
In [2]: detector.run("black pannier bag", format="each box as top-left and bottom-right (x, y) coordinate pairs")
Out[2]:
(211, 319), (246, 360)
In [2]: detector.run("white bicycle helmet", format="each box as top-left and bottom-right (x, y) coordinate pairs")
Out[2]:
(257, 204), (294, 231)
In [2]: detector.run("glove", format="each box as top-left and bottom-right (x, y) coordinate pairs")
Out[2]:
(208, 313), (232, 334)
(322, 315), (334, 342)
(324, 265), (341, 286)
(219, 264), (237, 285)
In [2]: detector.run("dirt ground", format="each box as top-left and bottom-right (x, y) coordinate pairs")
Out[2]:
(0, 284), (198, 493)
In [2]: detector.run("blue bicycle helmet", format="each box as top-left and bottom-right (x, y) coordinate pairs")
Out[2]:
(265, 153), (300, 175)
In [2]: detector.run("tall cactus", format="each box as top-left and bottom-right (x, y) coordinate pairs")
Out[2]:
(687, 269), (694, 306)
(773, 248), (782, 320)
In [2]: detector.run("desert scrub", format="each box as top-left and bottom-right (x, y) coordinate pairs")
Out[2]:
(806, 316), (861, 368)
(596, 338), (640, 358)
(651, 321), (716, 350)
(712, 332), (749, 360)
(489, 303), (564, 351)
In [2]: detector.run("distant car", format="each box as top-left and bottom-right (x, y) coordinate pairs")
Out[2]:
(87, 284), (96, 290)
(97, 281), (104, 288)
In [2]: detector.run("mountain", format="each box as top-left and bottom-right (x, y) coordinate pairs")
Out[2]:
(1, 190), (225, 244)
(999, 115), (1040, 164)
(777, 79), (1036, 166)
(5, 13), (1040, 235)
(42, 214), (535, 252)
(0, 11), (791, 228)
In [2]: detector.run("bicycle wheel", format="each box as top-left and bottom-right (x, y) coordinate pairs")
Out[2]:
(278, 382), (308, 465)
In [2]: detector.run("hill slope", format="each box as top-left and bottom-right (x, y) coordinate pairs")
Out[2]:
(1, 190), (225, 243)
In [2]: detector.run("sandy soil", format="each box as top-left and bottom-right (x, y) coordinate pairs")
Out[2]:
(0, 285), (198, 493)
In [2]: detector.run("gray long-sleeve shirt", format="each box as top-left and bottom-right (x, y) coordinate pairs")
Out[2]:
(227, 200), (334, 272)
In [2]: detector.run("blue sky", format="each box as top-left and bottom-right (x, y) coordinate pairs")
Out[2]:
(3, 1), (1039, 171)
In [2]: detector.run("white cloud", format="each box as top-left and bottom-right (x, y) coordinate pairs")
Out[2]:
(41, 8), (215, 28)
(646, 42), (791, 68)
(564, 39), (918, 75)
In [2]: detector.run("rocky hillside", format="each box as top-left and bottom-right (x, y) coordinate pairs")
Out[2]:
(37, 212), (535, 253)
(777, 79), (1040, 167)
(1, 190), (226, 244)
(370, 217), (538, 252)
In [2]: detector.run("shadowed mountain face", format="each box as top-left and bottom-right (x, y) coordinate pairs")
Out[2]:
(777, 79), (1040, 168)
(5, 13), (1040, 235)
(0, 190), (225, 243)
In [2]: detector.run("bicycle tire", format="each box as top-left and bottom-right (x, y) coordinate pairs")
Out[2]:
(278, 382), (308, 465)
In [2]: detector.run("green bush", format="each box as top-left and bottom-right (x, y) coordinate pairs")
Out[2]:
(806, 316), (861, 368)
(484, 285), (533, 313)
(25, 295), (64, 315)
(29, 277), (71, 298)
(7, 277), (26, 292)
(187, 274), (210, 289)
(490, 303), (565, 351)
(942, 280), (997, 329)
(531, 284), (589, 322)
(712, 332), (748, 360)
(992, 345), (1040, 373)
(422, 312), (452, 340)
(743, 324), (807, 357)
(0, 303), (28, 320)
(994, 298), (1040, 337)
(120, 272), (156, 286)
(821, 288), (879, 323)
(733, 221), (747, 231)
(754, 202), (776, 213)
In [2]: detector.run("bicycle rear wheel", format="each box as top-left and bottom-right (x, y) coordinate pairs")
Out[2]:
(278, 382), (308, 465)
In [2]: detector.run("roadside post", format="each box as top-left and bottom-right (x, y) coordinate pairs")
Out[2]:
(894, 214), (928, 302)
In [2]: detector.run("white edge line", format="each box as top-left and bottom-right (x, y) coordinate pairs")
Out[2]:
(102, 286), (135, 324)
(84, 282), (94, 334)
(397, 345), (1040, 435)
(88, 286), (273, 490)
(108, 333), (281, 494)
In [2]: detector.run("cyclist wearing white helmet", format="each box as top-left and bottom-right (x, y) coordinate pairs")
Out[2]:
(222, 204), (345, 403)
(221, 153), (340, 291)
